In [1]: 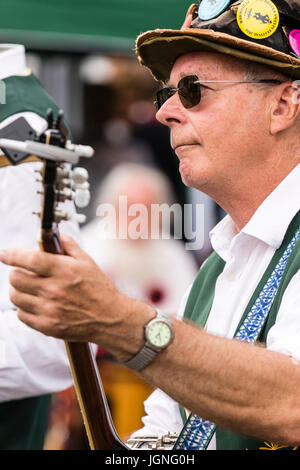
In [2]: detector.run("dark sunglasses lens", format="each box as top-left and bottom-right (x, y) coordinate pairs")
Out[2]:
(154, 76), (201, 111)
(155, 88), (174, 111)
(178, 76), (201, 109)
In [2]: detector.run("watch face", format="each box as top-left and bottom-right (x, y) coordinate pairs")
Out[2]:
(146, 320), (172, 348)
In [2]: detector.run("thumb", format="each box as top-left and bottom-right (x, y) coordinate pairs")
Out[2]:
(60, 233), (91, 262)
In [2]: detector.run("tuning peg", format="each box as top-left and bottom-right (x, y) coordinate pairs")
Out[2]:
(70, 213), (87, 224)
(74, 188), (90, 208)
(71, 167), (89, 185)
(54, 209), (86, 225)
(56, 177), (72, 190)
(56, 187), (73, 202)
(56, 110), (64, 129)
(53, 209), (67, 223)
(56, 166), (70, 180)
(73, 180), (90, 191)
(65, 141), (94, 158)
(47, 109), (54, 128)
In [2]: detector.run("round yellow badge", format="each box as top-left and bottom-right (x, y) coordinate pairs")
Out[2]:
(237, 0), (280, 40)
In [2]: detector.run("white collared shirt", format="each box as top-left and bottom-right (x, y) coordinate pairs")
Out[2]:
(132, 163), (300, 449)
(0, 45), (81, 401)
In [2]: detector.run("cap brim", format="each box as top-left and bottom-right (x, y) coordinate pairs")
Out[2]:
(136, 28), (300, 82)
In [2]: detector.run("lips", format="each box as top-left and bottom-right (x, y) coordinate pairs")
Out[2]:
(172, 138), (200, 151)
(174, 143), (199, 155)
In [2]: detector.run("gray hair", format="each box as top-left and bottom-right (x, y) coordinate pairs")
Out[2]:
(242, 61), (290, 84)
(240, 60), (300, 125)
(96, 162), (176, 206)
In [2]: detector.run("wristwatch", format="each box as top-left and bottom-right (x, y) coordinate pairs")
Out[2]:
(123, 309), (174, 371)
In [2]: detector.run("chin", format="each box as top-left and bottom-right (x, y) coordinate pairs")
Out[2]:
(179, 163), (210, 192)
(179, 168), (199, 189)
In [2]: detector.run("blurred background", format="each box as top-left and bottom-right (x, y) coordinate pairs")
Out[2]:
(0, 0), (224, 449)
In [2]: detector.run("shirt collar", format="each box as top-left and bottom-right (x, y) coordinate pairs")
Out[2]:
(0, 44), (27, 80)
(210, 163), (300, 259)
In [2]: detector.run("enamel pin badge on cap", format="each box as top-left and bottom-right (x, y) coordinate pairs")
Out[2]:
(289, 30), (300, 58)
(237, 0), (279, 40)
(198, 0), (231, 21)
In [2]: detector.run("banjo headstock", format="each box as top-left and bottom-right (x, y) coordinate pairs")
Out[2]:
(35, 109), (91, 253)
(0, 107), (93, 254)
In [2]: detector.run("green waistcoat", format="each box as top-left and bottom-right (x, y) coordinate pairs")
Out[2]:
(181, 210), (300, 451)
(0, 73), (61, 450)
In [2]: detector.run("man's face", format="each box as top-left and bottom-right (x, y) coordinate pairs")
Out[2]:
(156, 52), (272, 198)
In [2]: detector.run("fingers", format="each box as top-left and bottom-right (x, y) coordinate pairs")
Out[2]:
(0, 248), (56, 277)
(9, 268), (42, 296)
(0, 235), (89, 277)
(10, 287), (64, 338)
(17, 309), (59, 338)
(9, 286), (40, 315)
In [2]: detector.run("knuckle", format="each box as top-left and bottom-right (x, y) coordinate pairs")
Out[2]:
(42, 301), (58, 319)
(45, 284), (64, 301)
(47, 314), (66, 339)
(62, 261), (80, 281)
(9, 268), (25, 287)
(28, 251), (41, 268)
(9, 269), (18, 285)
(8, 286), (17, 303)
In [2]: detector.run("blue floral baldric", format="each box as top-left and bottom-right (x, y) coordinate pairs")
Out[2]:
(174, 226), (300, 451)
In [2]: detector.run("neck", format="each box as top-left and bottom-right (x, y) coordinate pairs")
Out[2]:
(209, 155), (299, 232)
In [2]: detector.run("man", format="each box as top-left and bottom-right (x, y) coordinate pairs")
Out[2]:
(0, 44), (80, 449)
(1, 0), (300, 450)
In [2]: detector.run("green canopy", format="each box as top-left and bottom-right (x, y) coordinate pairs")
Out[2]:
(0, 0), (190, 52)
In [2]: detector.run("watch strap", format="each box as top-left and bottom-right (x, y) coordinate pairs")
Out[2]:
(123, 343), (158, 371)
(123, 309), (172, 372)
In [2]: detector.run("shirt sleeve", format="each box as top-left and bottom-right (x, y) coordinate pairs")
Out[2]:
(0, 111), (83, 401)
(129, 388), (184, 440)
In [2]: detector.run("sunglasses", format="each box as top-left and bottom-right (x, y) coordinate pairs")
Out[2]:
(154, 75), (284, 111)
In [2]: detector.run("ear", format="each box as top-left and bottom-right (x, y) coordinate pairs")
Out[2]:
(269, 81), (300, 135)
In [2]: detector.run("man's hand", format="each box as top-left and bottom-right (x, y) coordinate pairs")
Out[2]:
(0, 234), (149, 357)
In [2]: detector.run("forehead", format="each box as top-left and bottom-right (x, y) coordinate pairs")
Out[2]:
(168, 52), (245, 85)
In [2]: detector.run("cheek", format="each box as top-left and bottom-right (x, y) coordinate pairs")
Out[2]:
(200, 98), (263, 159)
(189, 107), (233, 161)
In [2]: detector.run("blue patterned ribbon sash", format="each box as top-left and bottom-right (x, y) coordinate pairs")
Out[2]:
(174, 227), (300, 450)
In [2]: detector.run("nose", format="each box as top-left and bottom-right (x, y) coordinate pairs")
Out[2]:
(155, 92), (185, 127)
